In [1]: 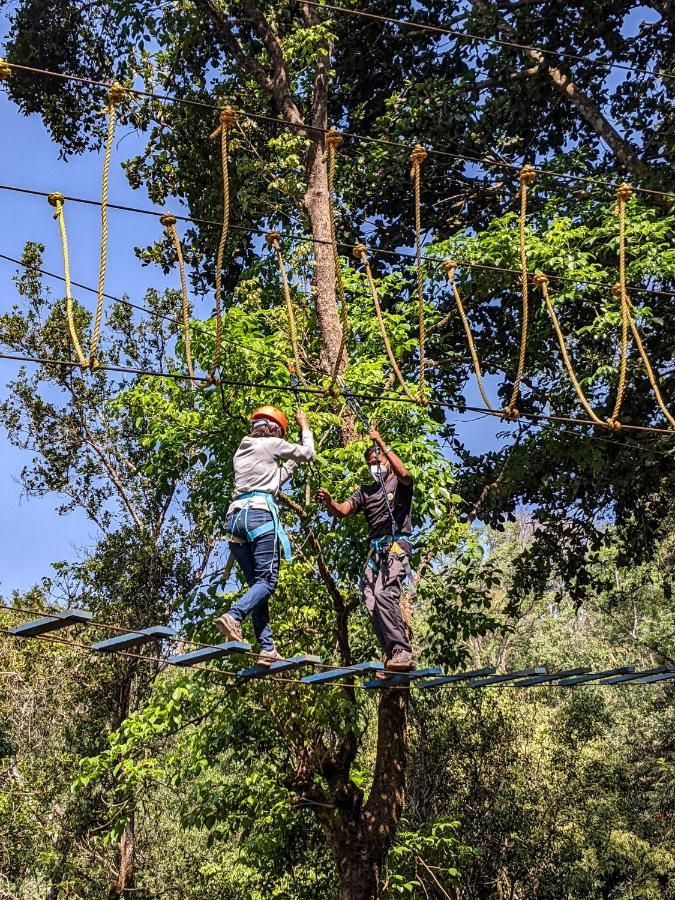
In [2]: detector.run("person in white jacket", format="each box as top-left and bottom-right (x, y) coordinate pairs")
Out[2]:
(216, 405), (315, 665)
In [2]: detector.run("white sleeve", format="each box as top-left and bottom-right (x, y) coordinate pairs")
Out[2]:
(275, 430), (315, 485)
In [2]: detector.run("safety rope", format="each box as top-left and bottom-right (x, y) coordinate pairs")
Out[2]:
(606, 183), (633, 430)
(160, 213), (194, 380)
(410, 144), (428, 404)
(504, 164), (536, 420)
(443, 260), (496, 412)
(266, 232), (309, 387)
(47, 193), (87, 367)
(208, 106), (236, 381)
(534, 273), (606, 426)
(88, 82), (126, 370)
(352, 244), (421, 405)
(325, 129), (349, 388)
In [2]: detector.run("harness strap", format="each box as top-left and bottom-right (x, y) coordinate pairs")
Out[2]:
(228, 491), (292, 562)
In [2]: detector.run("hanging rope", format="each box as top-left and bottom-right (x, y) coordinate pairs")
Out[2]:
(47, 192), (87, 368)
(88, 82), (126, 370)
(606, 182), (633, 430)
(443, 260), (496, 412)
(208, 106), (236, 382)
(352, 243), (420, 405)
(160, 213), (194, 380)
(624, 298), (675, 428)
(325, 129), (349, 388)
(410, 143), (428, 404)
(534, 273), (606, 426)
(504, 164), (536, 420)
(266, 231), (309, 387)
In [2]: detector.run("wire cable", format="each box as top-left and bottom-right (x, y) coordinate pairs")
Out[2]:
(1, 61), (673, 200)
(2, 182), (674, 298)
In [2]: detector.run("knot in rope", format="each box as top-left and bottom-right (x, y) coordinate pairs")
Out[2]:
(611, 282), (623, 299)
(533, 272), (548, 288)
(502, 406), (520, 421)
(209, 106), (236, 140)
(0, 59), (11, 80)
(352, 243), (368, 261)
(48, 191), (65, 218)
(616, 182), (633, 203)
(606, 418), (622, 432)
(159, 212), (177, 230)
(265, 230), (282, 248)
(410, 143), (428, 172)
(107, 82), (126, 105)
(519, 164), (537, 187)
(325, 128), (343, 152)
(443, 259), (457, 280)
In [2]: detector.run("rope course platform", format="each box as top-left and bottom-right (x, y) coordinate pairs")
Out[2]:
(1, 607), (673, 691)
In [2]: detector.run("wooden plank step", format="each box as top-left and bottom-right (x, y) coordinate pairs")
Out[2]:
(416, 666), (496, 689)
(301, 661), (384, 684)
(7, 609), (93, 637)
(167, 641), (251, 667)
(91, 626), (176, 653)
(557, 666), (634, 686)
(361, 667), (442, 689)
(237, 654), (323, 681)
(514, 668), (589, 687)
(470, 667), (547, 688)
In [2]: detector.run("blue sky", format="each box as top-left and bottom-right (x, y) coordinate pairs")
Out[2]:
(0, 6), (657, 595)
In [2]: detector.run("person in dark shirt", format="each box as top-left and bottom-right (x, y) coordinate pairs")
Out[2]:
(317, 428), (414, 673)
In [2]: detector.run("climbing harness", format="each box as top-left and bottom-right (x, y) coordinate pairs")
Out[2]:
(160, 212), (195, 380)
(226, 492), (293, 562)
(47, 192), (88, 368)
(352, 243), (422, 405)
(368, 446), (416, 597)
(208, 106), (237, 382)
(325, 129), (349, 387)
(410, 144), (428, 403)
(266, 232), (309, 387)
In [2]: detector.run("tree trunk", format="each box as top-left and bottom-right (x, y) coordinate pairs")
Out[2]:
(336, 838), (382, 900)
(304, 140), (345, 375)
(107, 813), (136, 899)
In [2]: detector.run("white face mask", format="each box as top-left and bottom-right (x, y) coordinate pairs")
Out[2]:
(370, 464), (387, 481)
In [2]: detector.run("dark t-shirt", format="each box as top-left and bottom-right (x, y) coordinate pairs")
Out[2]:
(348, 473), (414, 541)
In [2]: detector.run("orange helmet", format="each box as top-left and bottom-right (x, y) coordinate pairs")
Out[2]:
(251, 405), (288, 435)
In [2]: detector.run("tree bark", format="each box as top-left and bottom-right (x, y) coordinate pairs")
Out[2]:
(107, 814), (135, 899)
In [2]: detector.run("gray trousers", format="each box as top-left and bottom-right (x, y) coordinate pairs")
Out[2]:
(361, 552), (412, 656)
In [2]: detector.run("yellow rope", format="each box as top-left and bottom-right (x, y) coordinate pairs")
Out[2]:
(624, 296), (675, 428)
(266, 231), (309, 387)
(89, 82), (125, 370)
(410, 144), (429, 404)
(353, 243), (420, 405)
(208, 106), (236, 381)
(48, 192), (87, 368)
(606, 182), (633, 430)
(504, 164), (536, 420)
(160, 213), (194, 380)
(443, 260), (496, 412)
(0, 59), (11, 80)
(534, 273), (606, 426)
(325, 129), (349, 387)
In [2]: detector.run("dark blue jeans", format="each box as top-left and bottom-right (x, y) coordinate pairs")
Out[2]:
(226, 507), (279, 651)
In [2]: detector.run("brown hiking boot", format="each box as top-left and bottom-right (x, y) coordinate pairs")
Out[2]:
(215, 613), (243, 643)
(257, 648), (283, 667)
(386, 649), (415, 672)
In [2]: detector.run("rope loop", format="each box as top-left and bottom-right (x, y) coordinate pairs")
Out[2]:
(443, 259), (457, 280)
(0, 59), (11, 80)
(352, 243), (367, 261)
(410, 143), (428, 171)
(502, 406), (520, 421)
(161, 211), (195, 379)
(533, 272), (548, 288)
(47, 192), (88, 368)
(606, 418), (622, 432)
